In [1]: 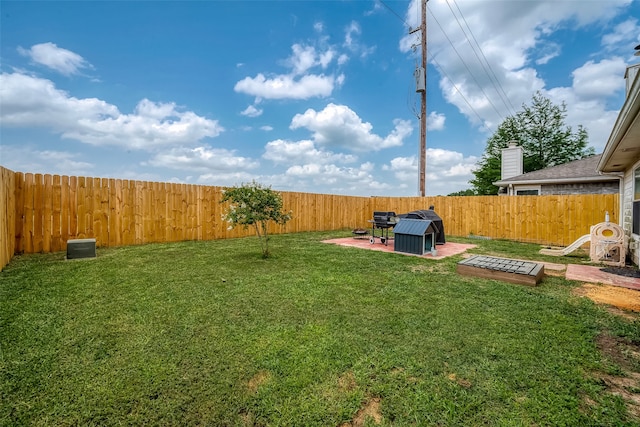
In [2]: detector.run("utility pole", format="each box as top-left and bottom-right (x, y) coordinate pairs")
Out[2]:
(411, 0), (428, 196)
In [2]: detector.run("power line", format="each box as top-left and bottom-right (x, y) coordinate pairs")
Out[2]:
(378, 2), (423, 120)
(428, 7), (506, 124)
(448, 0), (517, 115)
(378, 0), (411, 28)
(376, 0), (498, 134)
(428, 51), (495, 135)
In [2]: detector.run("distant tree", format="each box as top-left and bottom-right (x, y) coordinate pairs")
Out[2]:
(448, 188), (477, 196)
(470, 92), (594, 195)
(220, 182), (292, 258)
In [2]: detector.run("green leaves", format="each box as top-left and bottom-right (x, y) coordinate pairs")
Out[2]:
(470, 92), (594, 195)
(220, 181), (292, 257)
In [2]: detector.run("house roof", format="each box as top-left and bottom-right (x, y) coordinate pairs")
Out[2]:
(598, 63), (640, 173)
(494, 154), (619, 186)
(393, 218), (438, 236)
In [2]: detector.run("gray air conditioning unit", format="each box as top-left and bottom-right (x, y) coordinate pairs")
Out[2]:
(66, 238), (96, 259)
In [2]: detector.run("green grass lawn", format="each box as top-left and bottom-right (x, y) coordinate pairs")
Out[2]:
(1, 231), (639, 426)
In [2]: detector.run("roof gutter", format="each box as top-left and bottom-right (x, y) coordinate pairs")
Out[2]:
(493, 175), (620, 186)
(598, 171), (625, 178)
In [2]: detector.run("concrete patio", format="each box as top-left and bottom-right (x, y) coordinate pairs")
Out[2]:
(322, 237), (476, 260)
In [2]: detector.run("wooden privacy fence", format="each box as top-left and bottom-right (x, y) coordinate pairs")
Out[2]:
(0, 167), (620, 269)
(1, 167), (16, 270)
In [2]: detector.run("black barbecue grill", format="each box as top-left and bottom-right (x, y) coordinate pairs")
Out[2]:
(369, 211), (398, 245)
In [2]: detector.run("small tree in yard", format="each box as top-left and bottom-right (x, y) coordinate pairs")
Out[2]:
(220, 181), (292, 258)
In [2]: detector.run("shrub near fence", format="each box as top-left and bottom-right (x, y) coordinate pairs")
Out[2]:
(0, 167), (620, 270)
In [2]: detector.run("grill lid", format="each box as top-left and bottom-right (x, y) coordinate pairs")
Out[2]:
(373, 211), (396, 220)
(372, 211), (398, 228)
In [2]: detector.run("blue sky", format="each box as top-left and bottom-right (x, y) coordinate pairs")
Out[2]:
(1, 0), (639, 196)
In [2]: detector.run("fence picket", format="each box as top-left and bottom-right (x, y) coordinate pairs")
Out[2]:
(51, 175), (62, 252)
(1, 168), (15, 266)
(41, 175), (52, 253)
(14, 172), (24, 254)
(122, 180), (135, 246)
(60, 176), (70, 250)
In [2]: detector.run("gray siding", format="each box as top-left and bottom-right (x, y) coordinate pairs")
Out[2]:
(623, 163), (639, 266)
(540, 182), (619, 195)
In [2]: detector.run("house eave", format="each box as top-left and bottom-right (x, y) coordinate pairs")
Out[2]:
(598, 64), (640, 173)
(493, 176), (620, 187)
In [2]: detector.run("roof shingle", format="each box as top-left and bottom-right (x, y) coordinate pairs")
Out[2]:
(494, 154), (619, 185)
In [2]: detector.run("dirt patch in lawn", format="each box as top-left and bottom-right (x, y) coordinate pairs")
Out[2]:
(600, 372), (640, 417)
(594, 333), (640, 419)
(597, 334), (640, 373)
(573, 283), (640, 316)
(340, 397), (383, 427)
(447, 372), (472, 389)
(338, 371), (357, 392)
(247, 370), (271, 394)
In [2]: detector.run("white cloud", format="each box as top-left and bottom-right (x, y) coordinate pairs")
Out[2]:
(534, 42), (561, 65)
(427, 148), (479, 177)
(384, 149), (480, 195)
(263, 139), (357, 165)
(17, 42), (92, 76)
(241, 104), (263, 117)
(284, 162), (390, 194)
(68, 100), (221, 149)
(287, 44), (319, 75)
(0, 72), (223, 150)
(536, 56), (626, 152)
(234, 72), (341, 100)
(382, 156), (417, 181)
(344, 21), (361, 50)
(260, 125), (274, 131)
(290, 103), (412, 152)
(570, 58), (627, 99)
(284, 43), (336, 75)
(344, 21), (376, 58)
(545, 90), (619, 153)
(0, 72), (118, 126)
(365, 1), (383, 16)
(147, 146), (259, 172)
(0, 145), (94, 176)
(319, 49), (336, 69)
(196, 171), (257, 187)
(601, 18), (640, 49)
(116, 170), (165, 183)
(235, 22), (358, 102)
(400, 0), (632, 148)
(426, 148), (481, 194)
(427, 111), (446, 131)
